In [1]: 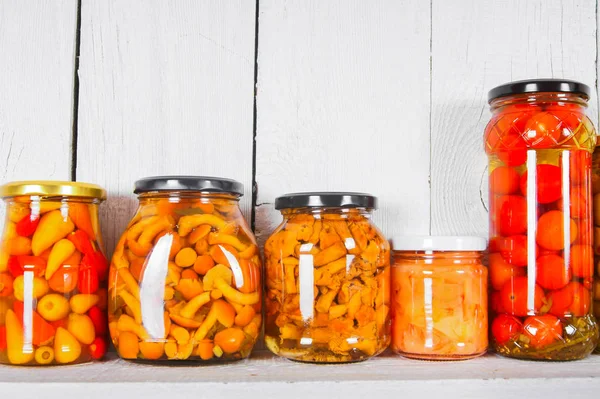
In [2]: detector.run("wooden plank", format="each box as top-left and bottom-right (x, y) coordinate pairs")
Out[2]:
(255, 0), (431, 242)
(0, 1), (78, 182)
(1, 352), (600, 399)
(430, 0), (597, 236)
(76, 1), (257, 255)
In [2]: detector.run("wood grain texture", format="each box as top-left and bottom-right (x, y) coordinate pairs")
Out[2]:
(430, 0), (598, 236)
(255, 0), (431, 242)
(0, 1), (77, 181)
(2, 352), (600, 399)
(76, 0), (256, 255)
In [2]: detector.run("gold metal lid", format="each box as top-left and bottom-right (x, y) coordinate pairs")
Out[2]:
(0, 181), (107, 200)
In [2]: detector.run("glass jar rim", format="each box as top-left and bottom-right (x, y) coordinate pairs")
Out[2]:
(391, 236), (487, 252)
(0, 180), (106, 200)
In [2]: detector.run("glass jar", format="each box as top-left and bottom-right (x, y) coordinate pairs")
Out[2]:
(485, 79), (599, 360)
(0, 181), (108, 365)
(264, 192), (390, 363)
(592, 143), (600, 352)
(108, 176), (261, 362)
(391, 236), (488, 360)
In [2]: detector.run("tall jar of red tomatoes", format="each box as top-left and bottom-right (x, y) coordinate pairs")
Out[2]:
(485, 79), (599, 360)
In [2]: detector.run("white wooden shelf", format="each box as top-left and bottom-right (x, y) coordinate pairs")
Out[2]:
(1, 351), (599, 399)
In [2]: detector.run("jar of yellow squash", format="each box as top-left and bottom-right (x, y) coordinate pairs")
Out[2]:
(264, 192), (390, 363)
(0, 181), (108, 365)
(109, 176), (261, 362)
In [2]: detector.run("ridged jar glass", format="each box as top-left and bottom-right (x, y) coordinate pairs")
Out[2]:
(108, 176), (261, 362)
(485, 79), (599, 360)
(264, 192), (391, 363)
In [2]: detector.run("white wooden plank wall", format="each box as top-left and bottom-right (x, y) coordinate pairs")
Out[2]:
(0, 1), (77, 182)
(0, 0), (598, 255)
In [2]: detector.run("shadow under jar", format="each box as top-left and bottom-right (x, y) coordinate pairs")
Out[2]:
(108, 176), (261, 362)
(264, 192), (391, 363)
(485, 79), (599, 360)
(0, 181), (108, 365)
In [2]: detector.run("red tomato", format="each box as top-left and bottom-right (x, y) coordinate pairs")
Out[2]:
(78, 256), (99, 294)
(88, 305), (107, 336)
(498, 151), (528, 167)
(569, 244), (593, 278)
(489, 253), (526, 291)
(15, 213), (40, 237)
(558, 187), (588, 220)
(536, 210), (577, 251)
(485, 113), (529, 166)
(573, 219), (592, 246)
(523, 315), (563, 349)
(490, 166), (521, 195)
(500, 276), (544, 317)
(497, 195), (528, 236)
(89, 337), (107, 360)
(490, 291), (505, 314)
(569, 150), (591, 185)
(523, 112), (565, 148)
(0, 326), (5, 351)
(496, 235), (535, 267)
(491, 314), (523, 345)
(548, 281), (590, 317)
(536, 254), (571, 290)
(520, 164), (562, 204)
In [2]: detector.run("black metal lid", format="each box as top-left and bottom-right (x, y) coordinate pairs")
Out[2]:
(487, 79), (591, 103)
(134, 176), (244, 196)
(274, 192), (377, 210)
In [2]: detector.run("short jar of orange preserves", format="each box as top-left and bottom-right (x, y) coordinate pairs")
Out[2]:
(108, 176), (261, 362)
(264, 192), (391, 363)
(391, 236), (488, 360)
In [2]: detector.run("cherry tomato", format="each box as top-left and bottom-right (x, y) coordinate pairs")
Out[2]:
(536, 210), (577, 251)
(490, 291), (505, 314)
(523, 112), (565, 148)
(89, 337), (107, 360)
(0, 326), (6, 351)
(520, 164), (561, 204)
(497, 195), (528, 236)
(549, 281), (590, 317)
(491, 314), (523, 345)
(485, 114), (529, 166)
(88, 305), (107, 336)
(573, 219), (592, 246)
(15, 213), (40, 237)
(569, 150), (591, 185)
(78, 256), (99, 294)
(536, 254), (571, 290)
(495, 235), (536, 267)
(489, 253), (526, 291)
(490, 166), (521, 195)
(569, 244), (593, 278)
(558, 187), (588, 220)
(500, 276), (544, 317)
(523, 315), (563, 349)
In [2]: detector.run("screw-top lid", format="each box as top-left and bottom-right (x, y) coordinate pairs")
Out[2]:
(0, 181), (106, 200)
(391, 236), (487, 251)
(275, 192), (377, 210)
(487, 79), (591, 103)
(134, 176), (244, 196)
